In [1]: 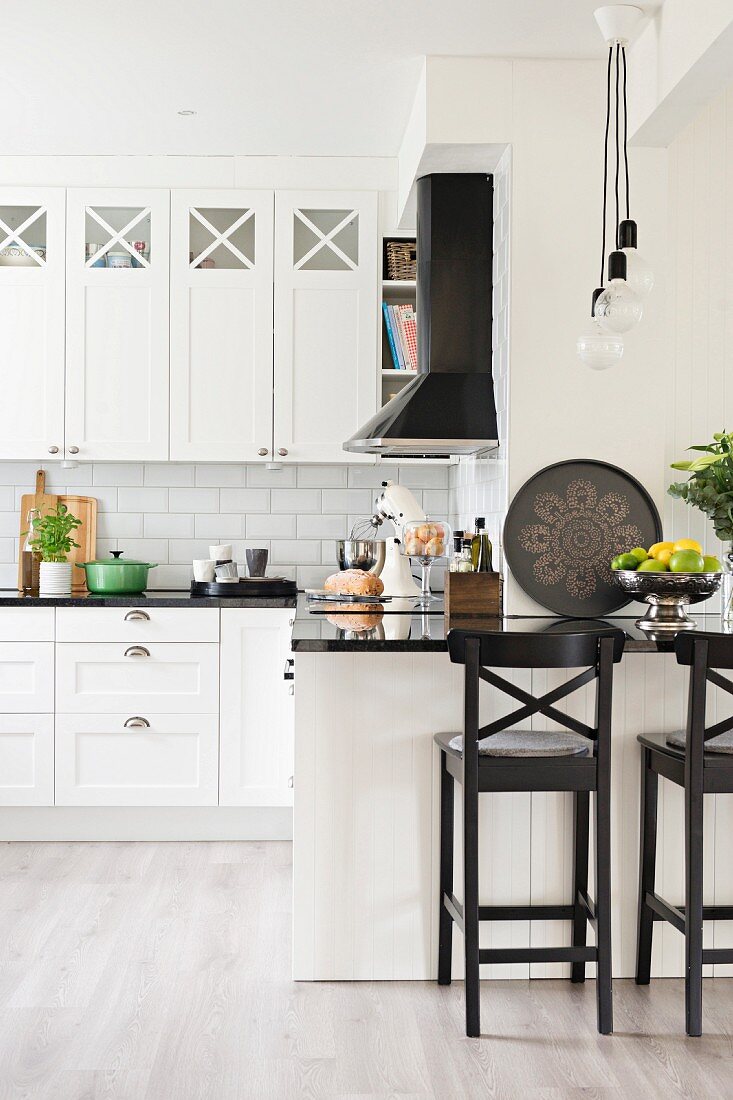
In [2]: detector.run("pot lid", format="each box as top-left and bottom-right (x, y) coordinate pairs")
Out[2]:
(83, 551), (155, 567)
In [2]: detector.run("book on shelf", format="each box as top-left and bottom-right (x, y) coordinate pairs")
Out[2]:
(382, 302), (402, 369)
(382, 300), (418, 371)
(397, 304), (417, 370)
(389, 305), (408, 369)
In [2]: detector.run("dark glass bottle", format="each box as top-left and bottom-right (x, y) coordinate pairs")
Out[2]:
(472, 517), (494, 573)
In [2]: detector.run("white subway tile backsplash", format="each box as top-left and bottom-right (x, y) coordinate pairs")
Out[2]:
(0, 487), (14, 511)
(271, 488), (321, 513)
(0, 563), (18, 587)
(144, 513), (194, 538)
(347, 466), (389, 489)
(0, 513), (18, 538)
(246, 465), (297, 488)
(322, 489), (372, 514)
(297, 565), (332, 589)
(169, 487), (219, 513)
(94, 463), (143, 486)
(97, 513), (144, 539)
(246, 513), (297, 539)
(167, 540), (206, 564)
(422, 490), (449, 515)
(121, 539), (169, 563)
(144, 464), (195, 487)
(193, 514), (244, 540)
(195, 464), (245, 487)
(297, 466), (348, 488)
(220, 488), (270, 513)
(0, 462), (40, 485)
(0, 538), (14, 563)
(118, 487), (165, 512)
(270, 540), (322, 566)
(297, 514), (347, 539)
(397, 466), (449, 489)
(149, 564), (191, 590)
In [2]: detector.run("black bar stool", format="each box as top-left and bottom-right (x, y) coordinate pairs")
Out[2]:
(436, 627), (625, 1038)
(636, 631), (733, 1036)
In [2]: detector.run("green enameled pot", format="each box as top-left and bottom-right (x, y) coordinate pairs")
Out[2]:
(76, 550), (157, 594)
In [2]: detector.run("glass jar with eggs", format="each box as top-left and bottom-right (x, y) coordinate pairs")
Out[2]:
(402, 518), (452, 607)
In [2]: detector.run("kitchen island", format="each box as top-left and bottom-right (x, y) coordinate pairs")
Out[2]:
(292, 600), (733, 983)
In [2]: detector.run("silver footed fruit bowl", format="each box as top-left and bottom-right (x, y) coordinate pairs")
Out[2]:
(614, 570), (723, 631)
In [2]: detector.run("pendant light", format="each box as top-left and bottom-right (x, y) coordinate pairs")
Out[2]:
(577, 6), (650, 367)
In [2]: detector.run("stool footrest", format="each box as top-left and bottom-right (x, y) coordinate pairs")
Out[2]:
(478, 946), (597, 965)
(478, 904), (576, 921)
(702, 948), (733, 964)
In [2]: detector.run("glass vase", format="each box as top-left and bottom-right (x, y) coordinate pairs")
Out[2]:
(722, 544), (733, 625)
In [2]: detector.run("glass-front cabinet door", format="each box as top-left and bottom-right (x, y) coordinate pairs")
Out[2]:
(64, 188), (170, 460)
(273, 190), (377, 463)
(169, 189), (274, 461)
(0, 188), (65, 459)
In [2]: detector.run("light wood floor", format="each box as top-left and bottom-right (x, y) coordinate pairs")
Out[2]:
(1, 842), (732, 1099)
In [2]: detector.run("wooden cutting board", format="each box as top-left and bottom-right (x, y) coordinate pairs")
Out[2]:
(17, 472), (97, 591)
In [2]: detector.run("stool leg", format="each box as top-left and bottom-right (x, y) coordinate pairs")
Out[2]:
(685, 767), (704, 1037)
(595, 776), (613, 1034)
(571, 791), (590, 983)
(463, 764), (480, 1037)
(636, 747), (658, 985)
(438, 752), (454, 985)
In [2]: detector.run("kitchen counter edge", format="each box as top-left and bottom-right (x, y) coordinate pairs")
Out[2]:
(0, 589), (298, 609)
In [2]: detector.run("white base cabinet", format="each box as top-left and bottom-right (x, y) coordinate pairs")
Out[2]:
(220, 608), (294, 807)
(0, 714), (54, 806)
(55, 713), (218, 807)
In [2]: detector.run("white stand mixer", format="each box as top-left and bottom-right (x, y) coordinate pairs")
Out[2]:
(360, 480), (425, 599)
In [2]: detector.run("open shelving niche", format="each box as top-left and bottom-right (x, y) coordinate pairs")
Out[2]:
(380, 234), (416, 407)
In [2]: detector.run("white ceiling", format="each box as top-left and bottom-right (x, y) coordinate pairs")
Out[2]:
(5, 0), (660, 157)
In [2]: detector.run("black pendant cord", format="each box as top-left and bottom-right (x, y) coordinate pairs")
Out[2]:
(600, 45), (612, 288)
(614, 43), (621, 249)
(622, 45), (630, 220)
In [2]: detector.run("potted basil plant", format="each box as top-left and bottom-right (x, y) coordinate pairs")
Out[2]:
(25, 503), (82, 596)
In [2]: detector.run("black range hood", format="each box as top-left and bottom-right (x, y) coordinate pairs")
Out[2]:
(344, 172), (499, 458)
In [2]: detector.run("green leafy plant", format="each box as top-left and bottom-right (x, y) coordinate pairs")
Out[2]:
(25, 503), (82, 563)
(668, 431), (733, 543)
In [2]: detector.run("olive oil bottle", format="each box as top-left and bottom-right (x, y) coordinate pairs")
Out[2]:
(471, 517), (493, 573)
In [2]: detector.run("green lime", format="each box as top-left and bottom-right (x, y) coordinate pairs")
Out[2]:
(669, 549), (705, 573)
(702, 555), (722, 573)
(610, 555), (623, 570)
(637, 558), (668, 572)
(630, 547), (648, 563)
(616, 553), (641, 570)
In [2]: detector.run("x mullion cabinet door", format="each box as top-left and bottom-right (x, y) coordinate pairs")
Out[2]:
(0, 187), (65, 460)
(64, 188), (170, 461)
(170, 189), (275, 462)
(273, 190), (378, 463)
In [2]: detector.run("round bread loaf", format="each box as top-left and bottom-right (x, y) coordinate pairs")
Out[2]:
(324, 569), (384, 596)
(325, 607), (384, 630)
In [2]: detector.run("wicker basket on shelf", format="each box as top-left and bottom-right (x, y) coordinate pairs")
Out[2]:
(385, 240), (417, 281)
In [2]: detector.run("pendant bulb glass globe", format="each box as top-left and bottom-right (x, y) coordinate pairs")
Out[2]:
(594, 251), (643, 334)
(618, 220), (654, 298)
(577, 318), (624, 370)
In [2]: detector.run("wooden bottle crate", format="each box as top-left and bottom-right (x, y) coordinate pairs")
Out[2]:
(444, 571), (502, 621)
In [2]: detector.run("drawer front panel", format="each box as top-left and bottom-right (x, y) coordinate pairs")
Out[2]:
(0, 608), (54, 642)
(0, 642), (54, 712)
(0, 713), (54, 806)
(55, 713), (218, 806)
(56, 607), (219, 644)
(56, 643), (219, 713)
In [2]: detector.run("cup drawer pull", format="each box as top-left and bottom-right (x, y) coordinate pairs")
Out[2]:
(124, 610), (150, 622)
(124, 645), (151, 658)
(124, 716), (151, 729)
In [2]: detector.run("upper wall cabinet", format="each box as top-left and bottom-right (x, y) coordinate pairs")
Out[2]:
(0, 188), (65, 460)
(64, 189), (170, 461)
(274, 191), (377, 463)
(170, 190), (275, 462)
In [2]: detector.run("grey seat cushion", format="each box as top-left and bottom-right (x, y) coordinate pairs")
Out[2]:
(666, 729), (733, 754)
(446, 729), (591, 758)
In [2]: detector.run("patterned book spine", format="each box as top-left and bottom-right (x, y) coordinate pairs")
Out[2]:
(398, 304), (418, 370)
(382, 302), (401, 369)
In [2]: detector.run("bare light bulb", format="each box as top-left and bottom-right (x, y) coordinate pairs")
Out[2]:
(619, 219), (654, 298)
(594, 250), (643, 334)
(577, 287), (625, 369)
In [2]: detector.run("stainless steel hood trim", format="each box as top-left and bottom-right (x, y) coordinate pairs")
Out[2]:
(343, 438), (499, 456)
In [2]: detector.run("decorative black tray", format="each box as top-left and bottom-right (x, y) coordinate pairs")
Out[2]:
(190, 578), (297, 598)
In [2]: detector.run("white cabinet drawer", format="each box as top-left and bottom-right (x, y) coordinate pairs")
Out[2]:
(0, 713), (54, 806)
(55, 713), (218, 806)
(56, 607), (219, 644)
(0, 642), (54, 712)
(0, 608), (54, 642)
(56, 643), (219, 713)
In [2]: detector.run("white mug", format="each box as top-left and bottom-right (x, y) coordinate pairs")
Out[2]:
(193, 559), (216, 582)
(209, 544), (232, 562)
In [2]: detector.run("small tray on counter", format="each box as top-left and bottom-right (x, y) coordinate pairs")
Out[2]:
(191, 578), (297, 598)
(306, 589), (392, 605)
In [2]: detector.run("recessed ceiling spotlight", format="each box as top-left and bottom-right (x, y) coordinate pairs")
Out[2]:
(178, 109), (196, 116)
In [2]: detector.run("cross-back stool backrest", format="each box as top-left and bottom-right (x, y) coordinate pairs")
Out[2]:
(675, 633), (733, 772)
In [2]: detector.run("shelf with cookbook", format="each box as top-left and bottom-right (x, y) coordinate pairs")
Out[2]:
(380, 234), (416, 408)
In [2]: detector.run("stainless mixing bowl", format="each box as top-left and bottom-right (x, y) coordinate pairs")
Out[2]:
(335, 539), (386, 575)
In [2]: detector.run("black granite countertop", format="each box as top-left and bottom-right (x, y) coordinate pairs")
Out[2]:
(0, 589), (298, 609)
(291, 596), (732, 653)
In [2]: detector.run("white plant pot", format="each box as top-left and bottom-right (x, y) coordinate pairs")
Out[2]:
(39, 561), (72, 597)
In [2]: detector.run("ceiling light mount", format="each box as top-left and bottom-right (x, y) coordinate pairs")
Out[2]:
(177, 109), (197, 117)
(594, 4), (644, 46)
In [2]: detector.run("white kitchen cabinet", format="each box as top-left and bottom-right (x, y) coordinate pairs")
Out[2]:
(64, 188), (170, 461)
(0, 608), (54, 642)
(0, 188), (65, 460)
(170, 189), (275, 462)
(0, 642), (54, 713)
(55, 713), (218, 806)
(274, 190), (377, 463)
(219, 608), (294, 806)
(55, 642), (219, 714)
(56, 606), (219, 644)
(0, 713), (54, 806)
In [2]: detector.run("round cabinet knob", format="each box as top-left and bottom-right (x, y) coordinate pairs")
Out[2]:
(68, 446), (79, 455)
(257, 447), (268, 457)
(48, 445), (59, 454)
(278, 448), (288, 457)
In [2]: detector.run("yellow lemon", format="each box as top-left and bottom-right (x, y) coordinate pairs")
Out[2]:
(648, 541), (674, 559)
(656, 548), (674, 566)
(672, 538), (703, 555)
